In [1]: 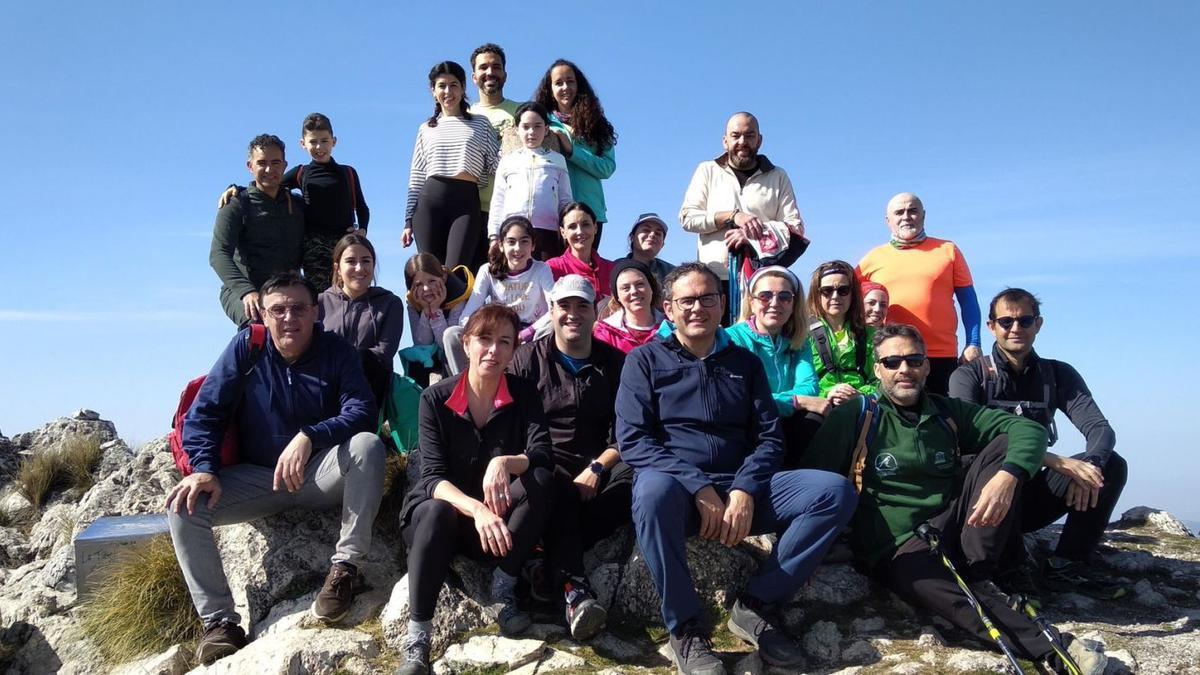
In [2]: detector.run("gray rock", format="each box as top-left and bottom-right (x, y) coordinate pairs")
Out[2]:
(841, 639), (880, 665)
(38, 545), (73, 591)
(27, 503), (75, 558)
(1099, 549), (1155, 574)
(792, 563), (871, 606)
(590, 632), (644, 661)
(379, 567), (491, 654)
(916, 625), (945, 648)
(253, 586), (390, 637)
(615, 538), (756, 623)
(439, 635), (546, 671)
(190, 627), (379, 674)
(1103, 648), (1137, 674)
(1117, 507), (1195, 537)
(1132, 579), (1168, 608)
(73, 409), (100, 421)
(944, 650), (1009, 672)
(802, 619), (842, 664)
(536, 648), (588, 671)
(111, 643), (189, 675)
(0, 526), (31, 568)
(851, 616), (885, 635)
(1057, 592), (1098, 610)
(888, 663), (925, 675)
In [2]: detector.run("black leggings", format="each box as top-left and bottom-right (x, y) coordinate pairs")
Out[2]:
(411, 176), (482, 270)
(782, 411), (826, 469)
(544, 463), (634, 584)
(401, 467), (553, 622)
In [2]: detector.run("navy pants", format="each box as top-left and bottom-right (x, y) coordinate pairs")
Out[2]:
(632, 469), (856, 635)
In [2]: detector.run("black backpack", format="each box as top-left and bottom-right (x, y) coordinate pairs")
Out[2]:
(980, 355), (1059, 445)
(809, 320), (868, 381)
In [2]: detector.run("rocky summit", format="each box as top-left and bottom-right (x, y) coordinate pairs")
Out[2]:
(1, 412), (1197, 674)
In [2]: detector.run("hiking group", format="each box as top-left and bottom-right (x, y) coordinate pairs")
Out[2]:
(169, 42), (1127, 675)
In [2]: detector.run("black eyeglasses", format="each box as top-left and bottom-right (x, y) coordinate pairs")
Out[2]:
(879, 354), (927, 370)
(754, 290), (795, 303)
(672, 293), (720, 309)
(994, 315), (1037, 330)
(819, 285), (852, 298)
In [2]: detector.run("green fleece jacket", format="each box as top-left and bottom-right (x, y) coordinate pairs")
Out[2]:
(811, 319), (878, 397)
(802, 392), (1047, 567)
(209, 183), (305, 302)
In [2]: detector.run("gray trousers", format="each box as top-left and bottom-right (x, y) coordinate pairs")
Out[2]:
(442, 325), (468, 376)
(167, 431), (386, 626)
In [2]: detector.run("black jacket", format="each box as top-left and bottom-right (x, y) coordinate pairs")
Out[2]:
(401, 372), (553, 526)
(508, 336), (625, 475)
(949, 345), (1116, 467)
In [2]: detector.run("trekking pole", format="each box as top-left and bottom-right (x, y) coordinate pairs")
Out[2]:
(913, 523), (1027, 675)
(1008, 593), (1082, 675)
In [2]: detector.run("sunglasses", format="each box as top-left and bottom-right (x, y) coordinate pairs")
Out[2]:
(819, 285), (852, 298)
(994, 315), (1037, 330)
(754, 290), (795, 303)
(264, 303), (312, 319)
(879, 354), (927, 370)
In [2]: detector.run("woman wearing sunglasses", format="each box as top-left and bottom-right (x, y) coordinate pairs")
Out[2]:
(806, 260), (878, 407)
(727, 266), (829, 463)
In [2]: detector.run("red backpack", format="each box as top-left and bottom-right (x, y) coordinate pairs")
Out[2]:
(169, 324), (268, 475)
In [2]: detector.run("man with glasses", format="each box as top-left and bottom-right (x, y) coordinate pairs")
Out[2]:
(211, 134), (306, 327)
(949, 288), (1126, 592)
(167, 271), (385, 665)
(616, 262), (856, 674)
(801, 324), (1101, 673)
(856, 193), (982, 395)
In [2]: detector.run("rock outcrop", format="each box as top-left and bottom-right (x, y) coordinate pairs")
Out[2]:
(1, 412), (1198, 674)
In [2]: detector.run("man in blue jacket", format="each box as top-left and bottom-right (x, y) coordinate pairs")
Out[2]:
(616, 263), (857, 675)
(166, 272), (385, 666)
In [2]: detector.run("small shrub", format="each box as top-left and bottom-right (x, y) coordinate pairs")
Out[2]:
(14, 435), (102, 510)
(79, 535), (200, 664)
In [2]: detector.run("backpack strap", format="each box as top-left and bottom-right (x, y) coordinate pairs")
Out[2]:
(852, 326), (868, 380)
(243, 323), (269, 375)
(929, 395), (961, 459)
(849, 395), (881, 493)
(1038, 358), (1059, 446)
(981, 355), (998, 406)
(809, 321), (838, 376)
(296, 165), (305, 192)
(344, 165), (358, 225)
(235, 188), (252, 227)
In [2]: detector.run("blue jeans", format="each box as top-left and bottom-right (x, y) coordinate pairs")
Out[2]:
(632, 468), (856, 635)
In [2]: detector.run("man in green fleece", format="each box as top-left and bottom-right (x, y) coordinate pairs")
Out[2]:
(803, 324), (1099, 672)
(210, 134), (305, 327)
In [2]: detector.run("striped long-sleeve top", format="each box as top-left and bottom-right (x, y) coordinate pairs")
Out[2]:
(406, 115), (500, 222)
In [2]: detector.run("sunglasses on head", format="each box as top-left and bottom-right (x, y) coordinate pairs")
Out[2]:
(994, 315), (1037, 330)
(819, 285), (852, 298)
(879, 354), (927, 370)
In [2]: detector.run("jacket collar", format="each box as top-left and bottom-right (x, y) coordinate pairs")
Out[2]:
(663, 327), (732, 361)
(714, 153), (777, 175)
(444, 372), (514, 417)
(989, 343), (1042, 379)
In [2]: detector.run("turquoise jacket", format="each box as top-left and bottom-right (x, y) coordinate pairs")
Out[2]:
(726, 320), (818, 417)
(550, 112), (616, 223)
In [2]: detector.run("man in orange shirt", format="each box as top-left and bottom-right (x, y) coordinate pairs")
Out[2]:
(857, 193), (982, 395)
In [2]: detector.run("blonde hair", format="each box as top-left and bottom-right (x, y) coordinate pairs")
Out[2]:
(739, 269), (809, 352)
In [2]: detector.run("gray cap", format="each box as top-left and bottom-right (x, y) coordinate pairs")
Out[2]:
(632, 212), (668, 233)
(549, 274), (596, 303)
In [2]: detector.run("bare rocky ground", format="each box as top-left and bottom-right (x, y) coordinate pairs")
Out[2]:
(1, 411), (1196, 674)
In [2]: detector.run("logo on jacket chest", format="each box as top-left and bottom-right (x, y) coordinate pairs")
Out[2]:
(874, 453), (899, 477)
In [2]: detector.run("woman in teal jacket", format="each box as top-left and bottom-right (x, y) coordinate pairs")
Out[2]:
(727, 266), (828, 465)
(805, 260), (878, 405)
(535, 59), (617, 248)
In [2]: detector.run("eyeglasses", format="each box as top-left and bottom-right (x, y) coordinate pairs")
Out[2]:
(671, 293), (720, 309)
(754, 290), (795, 304)
(879, 354), (927, 370)
(994, 315), (1037, 330)
(819, 285), (852, 298)
(265, 303), (312, 319)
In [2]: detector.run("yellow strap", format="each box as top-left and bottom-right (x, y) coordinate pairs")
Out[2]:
(849, 409), (874, 493)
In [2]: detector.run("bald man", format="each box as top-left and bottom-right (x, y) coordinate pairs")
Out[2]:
(856, 193), (982, 395)
(679, 113), (806, 285)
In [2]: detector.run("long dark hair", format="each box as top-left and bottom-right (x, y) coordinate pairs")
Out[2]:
(488, 216), (534, 281)
(533, 59), (616, 154)
(807, 260), (866, 331)
(330, 233), (377, 290)
(426, 61), (472, 127)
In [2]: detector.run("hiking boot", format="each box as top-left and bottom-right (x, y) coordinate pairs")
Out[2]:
(995, 562), (1041, 598)
(1043, 558), (1126, 598)
(726, 595), (806, 668)
(521, 556), (554, 604)
(1039, 632), (1107, 675)
(195, 619), (247, 665)
(563, 579), (607, 641)
(491, 572), (532, 636)
(311, 561), (364, 623)
(667, 621), (726, 675)
(395, 628), (432, 675)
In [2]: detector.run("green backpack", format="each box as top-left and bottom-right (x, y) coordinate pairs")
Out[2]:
(379, 373), (422, 455)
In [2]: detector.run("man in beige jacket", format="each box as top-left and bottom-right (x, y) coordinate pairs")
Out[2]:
(678, 112), (805, 281)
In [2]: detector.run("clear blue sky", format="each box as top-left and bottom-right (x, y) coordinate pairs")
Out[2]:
(1, 2), (1196, 520)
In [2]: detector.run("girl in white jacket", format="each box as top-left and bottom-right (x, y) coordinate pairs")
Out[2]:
(488, 101), (573, 260)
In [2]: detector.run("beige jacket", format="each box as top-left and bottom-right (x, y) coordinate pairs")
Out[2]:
(678, 154), (805, 279)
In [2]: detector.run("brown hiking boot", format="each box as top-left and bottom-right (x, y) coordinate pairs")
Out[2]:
(195, 619), (247, 665)
(310, 561), (364, 623)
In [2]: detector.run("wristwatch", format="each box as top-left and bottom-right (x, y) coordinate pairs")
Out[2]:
(724, 209), (739, 229)
(589, 461), (606, 476)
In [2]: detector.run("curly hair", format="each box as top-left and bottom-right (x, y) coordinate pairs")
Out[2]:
(247, 133), (286, 159)
(533, 59), (616, 154)
(426, 61), (472, 128)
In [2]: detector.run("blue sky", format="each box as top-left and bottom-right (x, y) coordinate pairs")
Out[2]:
(1, 2), (1196, 521)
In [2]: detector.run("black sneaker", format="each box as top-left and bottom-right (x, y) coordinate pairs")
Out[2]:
(726, 596), (805, 668)
(491, 575), (532, 636)
(395, 628), (432, 675)
(195, 619), (247, 665)
(1043, 558), (1126, 598)
(564, 579), (607, 641)
(311, 561), (365, 623)
(995, 562), (1041, 598)
(667, 621), (726, 675)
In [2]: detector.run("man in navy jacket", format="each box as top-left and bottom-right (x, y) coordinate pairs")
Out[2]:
(166, 272), (384, 666)
(616, 263), (856, 675)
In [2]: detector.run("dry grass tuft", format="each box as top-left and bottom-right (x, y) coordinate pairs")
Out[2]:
(15, 435), (102, 510)
(78, 535), (200, 664)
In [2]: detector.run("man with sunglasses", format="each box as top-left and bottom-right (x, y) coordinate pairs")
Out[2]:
(167, 272), (385, 665)
(616, 263), (856, 674)
(856, 193), (981, 395)
(800, 325), (1102, 673)
(949, 288), (1126, 592)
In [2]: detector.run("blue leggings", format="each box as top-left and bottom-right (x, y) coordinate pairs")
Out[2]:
(632, 469), (856, 635)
